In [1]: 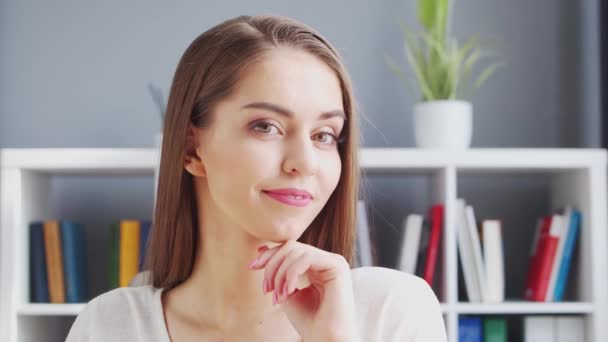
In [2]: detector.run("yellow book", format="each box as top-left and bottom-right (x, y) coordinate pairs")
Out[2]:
(119, 220), (140, 287)
(43, 220), (65, 303)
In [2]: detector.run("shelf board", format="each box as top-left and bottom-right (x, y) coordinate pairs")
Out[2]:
(454, 301), (594, 314)
(17, 304), (85, 316)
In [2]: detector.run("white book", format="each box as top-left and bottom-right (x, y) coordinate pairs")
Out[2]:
(524, 316), (555, 341)
(397, 214), (423, 274)
(483, 220), (504, 303)
(465, 204), (488, 302)
(456, 198), (482, 302)
(356, 200), (373, 267)
(555, 316), (586, 342)
(546, 207), (572, 301)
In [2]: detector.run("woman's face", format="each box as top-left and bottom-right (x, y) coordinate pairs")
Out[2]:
(188, 47), (345, 242)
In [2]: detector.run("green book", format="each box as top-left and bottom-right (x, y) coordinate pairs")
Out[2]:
(484, 318), (507, 342)
(109, 222), (120, 289)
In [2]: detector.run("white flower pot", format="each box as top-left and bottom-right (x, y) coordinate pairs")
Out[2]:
(413, 100), (473, 149)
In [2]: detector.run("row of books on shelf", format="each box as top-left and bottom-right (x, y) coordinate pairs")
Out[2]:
(459, 315), (585, 342)
(523, 207), (581, 302)
(29, 219), (152, 303)
(353, 198), (581, 304)
(353, 198), (445, 287)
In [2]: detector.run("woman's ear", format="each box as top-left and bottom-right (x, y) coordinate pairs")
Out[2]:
(184, 124), (207, 177)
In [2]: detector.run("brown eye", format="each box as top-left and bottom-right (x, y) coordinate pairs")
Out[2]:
(315, 131), (338, 145)
(252, 121), (280, 135)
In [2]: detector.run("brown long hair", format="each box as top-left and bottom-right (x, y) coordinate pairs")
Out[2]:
(145, 14), (361, 290)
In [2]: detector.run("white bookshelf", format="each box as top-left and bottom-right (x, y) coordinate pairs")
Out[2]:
(1, 148), (607, 341)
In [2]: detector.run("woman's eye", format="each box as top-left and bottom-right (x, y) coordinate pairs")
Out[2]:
(315, 131), (339, 145)
(252, 121), (280, 135)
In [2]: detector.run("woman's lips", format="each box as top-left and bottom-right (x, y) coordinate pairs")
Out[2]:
(262, 190), (312, 207)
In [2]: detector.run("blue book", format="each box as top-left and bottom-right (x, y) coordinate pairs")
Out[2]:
(60, 221), (88, 303)
(459, 316), (482, 342)
(554, 209), (581, 301)
(139, 221), (152, 271)
(29, 222), (50, 303)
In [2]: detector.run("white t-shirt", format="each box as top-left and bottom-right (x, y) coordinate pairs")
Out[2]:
(66, 266), (447, 341)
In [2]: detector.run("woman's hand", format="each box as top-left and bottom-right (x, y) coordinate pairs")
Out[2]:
(247, 240), (359, 342)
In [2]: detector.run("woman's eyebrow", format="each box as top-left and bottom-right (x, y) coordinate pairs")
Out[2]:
(242, 101), (346, 121)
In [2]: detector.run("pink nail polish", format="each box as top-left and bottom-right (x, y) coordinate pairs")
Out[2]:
(257, 245), (268, 252)
(247, 258), (258, 269)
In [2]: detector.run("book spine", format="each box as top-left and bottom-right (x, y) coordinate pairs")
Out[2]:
(60, 221), (79, 303)
(532, 215), (562, 302)
(554, 210), (581, 301)
(29, 222), (49, 303)
(524, 216), (549, 300)
(423, 204), (443, 285)
(139, 221), (152, 271)
(119, 220), (140, 287)
(43, 220), (65, 303)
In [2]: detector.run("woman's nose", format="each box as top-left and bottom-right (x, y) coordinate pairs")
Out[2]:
(282, 134), (319, 176)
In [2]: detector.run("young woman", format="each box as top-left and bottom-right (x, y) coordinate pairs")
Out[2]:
(66, 14), (447, 342)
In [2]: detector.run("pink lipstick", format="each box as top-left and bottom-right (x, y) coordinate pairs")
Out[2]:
(262, 188), (313, 207)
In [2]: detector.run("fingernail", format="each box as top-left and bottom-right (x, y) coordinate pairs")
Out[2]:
(257, 245), (268, 252)
(247, 258), (258, 269)
(263, 279), (268, 294)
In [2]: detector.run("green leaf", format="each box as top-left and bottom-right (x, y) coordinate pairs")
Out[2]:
(417, 0), (449, 41)
(384, 53), (418, 97)
(473, 61), (504, 89)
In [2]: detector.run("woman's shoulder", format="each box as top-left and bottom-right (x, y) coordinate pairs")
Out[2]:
(65, 285), (165, 341)
(349, 267), (447, 341)
(350, 266), (435, 299)
(88, 284), (159, 308)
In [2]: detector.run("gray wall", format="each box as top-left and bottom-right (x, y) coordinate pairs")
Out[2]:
(0, 0), (601, 301)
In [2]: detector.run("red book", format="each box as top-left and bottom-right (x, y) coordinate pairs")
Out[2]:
(524, 216), (551, 300)
(423, 203), (444, 285)
(532, 214), (561, 302)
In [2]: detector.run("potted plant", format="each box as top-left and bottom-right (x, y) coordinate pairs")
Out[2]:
(385, 0), (503, 149)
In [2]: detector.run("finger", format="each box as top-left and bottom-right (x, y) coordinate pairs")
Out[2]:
(281, 253), (309, 302)
(274, 250), (306, 301)
(264, 241), (298, 293)
(248, 244), (281, 270)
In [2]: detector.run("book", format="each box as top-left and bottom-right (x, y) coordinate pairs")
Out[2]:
(533, 214), (563, 302)
(415, 219), (430, 278)
(484, 318), (507, 342)
(355, 200), (373, 267)
(423, 203), (443, 286)
(546, 207), (571, 301)
(397, 214), (423, 274)
(457, 198), (482, 302)
(119, 220), (140, 287)
(139, 221), (152, 271)
(555, 316), (586, 341)
(43, 220), (65, 303)
(524, 316), (555, 341)
(60, 221), (88, 303)
(465, 204), (488, 302)
(483, 220), (504, 303)
(554, 209), (581, 301)
(29, 222), (49, 303)
(459, 316), (482, 342)
(524, 217), (550, 300)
